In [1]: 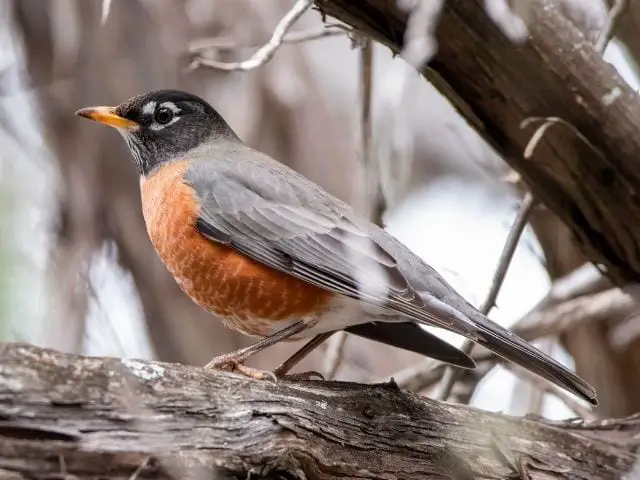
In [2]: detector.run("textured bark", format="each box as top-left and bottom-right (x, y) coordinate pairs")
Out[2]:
(315, 0), (640, 284)
(0, 343), (638, 480)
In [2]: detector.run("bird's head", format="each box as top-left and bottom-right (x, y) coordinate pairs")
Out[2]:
(75, 89), (237, 176)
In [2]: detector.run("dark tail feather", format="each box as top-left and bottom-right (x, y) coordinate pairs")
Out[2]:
(467, 311), (598, 405)
(346, 322), (476, 369)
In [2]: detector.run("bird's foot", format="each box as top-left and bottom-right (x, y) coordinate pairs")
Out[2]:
(204, 356), (277, 382)
(204, 355), (325, 382)
(276, 370), (325, 381)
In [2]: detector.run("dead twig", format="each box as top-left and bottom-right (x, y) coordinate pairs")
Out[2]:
(375, 0), (445, 207)
(323, 331), (348, 379)
(481, 193), (537, 314)
(435, 192), (536, 401)
(515, 285), (639, 343)
(360, 38), (374, 173)
(129, 457), (151, 480)
(521, 117), (605, 161)
(187, 0), (313, 72)
(322, 37), (376, 378)
(531, 263), (611, 313)
(504, 363), (597, 420)
(188, 25), (347, 53)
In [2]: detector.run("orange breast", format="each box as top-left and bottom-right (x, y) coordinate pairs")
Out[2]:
(140, 161), (333, 337)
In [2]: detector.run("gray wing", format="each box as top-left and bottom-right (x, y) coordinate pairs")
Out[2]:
(186, 156), (476, 337)
(186, 154), (597, 405)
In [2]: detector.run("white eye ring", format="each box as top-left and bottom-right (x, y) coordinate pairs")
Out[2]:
(148, 101), (182, 130)
(154, 107), (173, 125)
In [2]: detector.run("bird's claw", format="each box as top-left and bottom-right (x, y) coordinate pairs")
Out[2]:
(204, 357), (277, 382)
(277, 370), (325, 381)
(204, 354), (325, 383)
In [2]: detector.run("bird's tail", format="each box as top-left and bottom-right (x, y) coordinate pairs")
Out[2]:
(465, 309), (597, 405)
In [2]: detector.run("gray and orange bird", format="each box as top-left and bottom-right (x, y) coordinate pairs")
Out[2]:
(76, 89), (597, 405)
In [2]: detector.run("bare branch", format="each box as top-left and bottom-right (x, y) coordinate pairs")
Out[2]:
(514, 285), (639, 342)
(504, 363), (598, 420)
(534, 263), (611, 312)
(359, 38), (374, 171)
(188, 25), (347, 53)
(482, 193), (537, 313)
(187, 0), (313, 72)
(2, 342), (638, 479)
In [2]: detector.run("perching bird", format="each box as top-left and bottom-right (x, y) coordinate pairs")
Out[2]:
(75, 89), (597, 405)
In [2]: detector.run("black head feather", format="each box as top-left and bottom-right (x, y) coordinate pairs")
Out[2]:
(114, 89), (238, 176)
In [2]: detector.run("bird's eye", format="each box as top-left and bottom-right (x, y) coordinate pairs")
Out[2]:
(154, 107), (174, 125)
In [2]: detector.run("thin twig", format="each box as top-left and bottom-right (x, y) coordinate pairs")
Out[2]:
(323, 331), (349, 379)
(521, 117), (604, 160)
(482, 193), (537, 313)
(357, 37), (384, 223)
(322, 37), (375, 378)
(374, 0), (445, 222)
(187, 0), (313, 72)
(435, 192), (536, 401)
(595, 0), (628, 54)
(504, 364), (597, 420)
(532, 263), (610, 312)
(188, 25), (348, 53)
(360, 38), (374, 171)
(129, 457), (151, 480)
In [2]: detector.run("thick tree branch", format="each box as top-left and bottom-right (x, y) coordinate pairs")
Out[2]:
(314, 0), (640, 284)
(0, 343), (638, 479)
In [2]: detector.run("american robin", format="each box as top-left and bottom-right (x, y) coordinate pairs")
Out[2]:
(76, 89), (597, 405)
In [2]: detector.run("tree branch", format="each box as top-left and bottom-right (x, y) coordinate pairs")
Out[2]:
(0, 343), (638, 479)
(314, 0), (640, 284)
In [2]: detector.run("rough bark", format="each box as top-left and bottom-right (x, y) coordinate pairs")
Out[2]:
(315, 0), (640, 284)
(0, 342), (638, 480)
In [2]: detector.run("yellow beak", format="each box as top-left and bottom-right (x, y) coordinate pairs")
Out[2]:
(74, 106), (139, 129)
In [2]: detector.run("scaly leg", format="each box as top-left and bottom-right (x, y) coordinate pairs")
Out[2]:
(204, 320), (312, 380)
(273, 331), (336, 380)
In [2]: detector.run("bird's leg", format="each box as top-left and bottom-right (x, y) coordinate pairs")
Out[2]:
(273, 332), (336, 380)
(204, 320), (312, 381)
